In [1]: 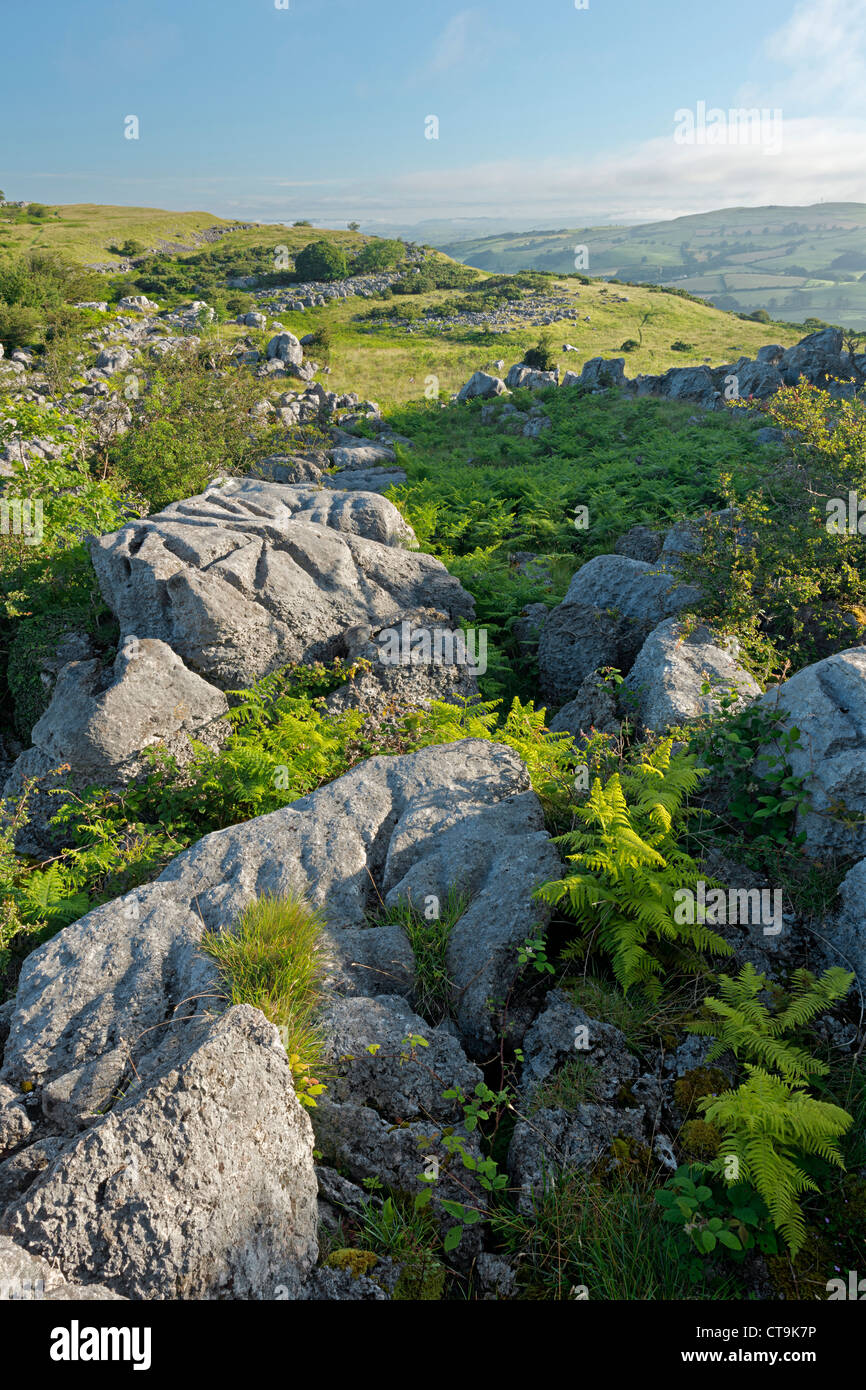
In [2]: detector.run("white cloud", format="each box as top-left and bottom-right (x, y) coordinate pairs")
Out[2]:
(766, 0), (866, 107)
(22, 113), (866, 226)
(208, 115), (866, 224)
(426, 9), (481, 75)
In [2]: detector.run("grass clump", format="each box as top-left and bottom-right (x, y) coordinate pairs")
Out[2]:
(530, 1056), (600, 1113)
(359, 1194), (446, 1300)
(369, 886), (470, 1024)
(495, 1167), (743, 1300)
(201, 891), (327, 1106)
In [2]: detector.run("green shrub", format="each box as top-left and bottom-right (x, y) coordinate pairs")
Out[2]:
(656, 1165), (778, 1273)
(200, 892), (327, 1106)
(224, 292), (254, 314)
(294, 240), (348, 283)
(685, 383), (866, 679)
(353, 239), (405, 273)
(107, 350), (283, 511)
(109, 239), (145, 257)
(0, 250), (99, 312)
(523, 337), (557, 371)
(305, 325), (332, 358)
(0, 302), (40, 350)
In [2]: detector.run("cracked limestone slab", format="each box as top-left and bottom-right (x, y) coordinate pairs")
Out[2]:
(90, 478), (472, 688)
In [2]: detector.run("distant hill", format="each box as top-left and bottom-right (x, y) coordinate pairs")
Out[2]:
(438, 203), (866, 330)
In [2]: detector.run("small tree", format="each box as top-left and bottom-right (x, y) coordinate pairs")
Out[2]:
(294, 240), (348, 283)
(523, 336), (557, 371)
(353, 238), (405, 273)
(347, 221), (360, 232)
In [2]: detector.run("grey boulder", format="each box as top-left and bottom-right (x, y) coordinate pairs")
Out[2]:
(0, 1235), (124, 1301)
(90, 478), (469, 689)
(755, 647), (866, 860)
(623, 619), (761, 731)
(265, 331), (303, 367)
(577, 357), (626, 390)
(2, 638), (229, 854)
(457, 371), (508, 401)
(0, 1007), (318, 1301)
(539, 553), (701, 704)
(319, 994), (483, 1120)
(825, 859), (866, 987)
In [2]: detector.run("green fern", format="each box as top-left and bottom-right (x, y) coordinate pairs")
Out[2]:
(700, 1066), (852, 1253)
(534, 739), (732, 995)
(20, 862), (89, 927)
(688, 963), (854, 1252)
(687, 962), (853, 1083)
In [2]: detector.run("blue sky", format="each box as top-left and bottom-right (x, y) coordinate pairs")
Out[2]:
(2, 0), (865, 228)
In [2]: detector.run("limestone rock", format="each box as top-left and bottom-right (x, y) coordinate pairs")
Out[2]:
(755, 647), (866, 860)
(0, 1007), (319, 1301)
(457, 371), (508, 401)
(623, 619), (761, 731)
(90, 479), (470, 690)
(538, 554), (701, 704)
(0, 1235), (124, 1301)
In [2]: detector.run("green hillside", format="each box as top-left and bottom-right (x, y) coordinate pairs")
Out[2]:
(440, 203), (866, 330)
(0, 203), (806, 408)
(0, 202), (242, 265)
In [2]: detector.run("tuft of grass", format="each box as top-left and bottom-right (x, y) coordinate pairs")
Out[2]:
(201, 891), (327, 1106)
(494, 1168), (745, 1300)
(369, 886), (470, 1024)
(359, 1194), (446, 1300)
(530, 1056), (600, 1113)
(562, 970), (705, 1055)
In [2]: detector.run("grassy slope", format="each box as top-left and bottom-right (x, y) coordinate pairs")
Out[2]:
(0, 201), (804, 405)
(0, 204), (381, 269)
(0, 204), (242, 265)
(264, 277), (803, 407)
